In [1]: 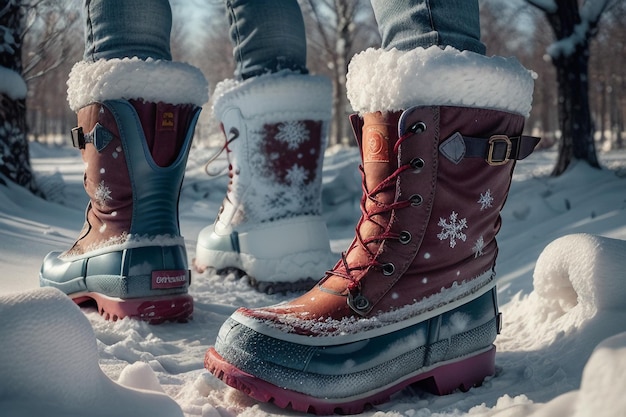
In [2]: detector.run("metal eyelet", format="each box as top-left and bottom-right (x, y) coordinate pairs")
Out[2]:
(409, 194), (423, 206)
(382, 262), (395, 276)
(410, 157), (425, 171)
(407, 121), (427, 134)
(399, 231), (412, 244)
(352, 295), (370, 311)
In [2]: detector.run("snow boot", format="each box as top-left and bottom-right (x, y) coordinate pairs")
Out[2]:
(39, 58), (208, 323)
(204, 46), (540, 414)
(194, 72), (334, 293)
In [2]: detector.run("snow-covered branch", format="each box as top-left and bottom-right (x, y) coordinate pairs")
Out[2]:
(0, 67), (27, 99)
(526, 0), (557, 13)
(546, 0), (611, 58)
(580, 0), (611, 22)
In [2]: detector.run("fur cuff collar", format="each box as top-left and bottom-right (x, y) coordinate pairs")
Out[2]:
(347, 46), (534, 117)
(67, 58), (209, 111)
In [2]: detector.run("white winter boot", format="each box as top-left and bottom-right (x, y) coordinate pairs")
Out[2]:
(195, 72), (334, 293)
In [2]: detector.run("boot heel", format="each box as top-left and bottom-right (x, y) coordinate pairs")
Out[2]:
(75, 292), (193, 324)
(418, 345), (496, 395)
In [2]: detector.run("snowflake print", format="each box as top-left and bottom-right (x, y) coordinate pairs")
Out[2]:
(94, 180), (112, 207)
(275, 121), (310, 150)
(285, 164), (308, 186)
(472, 235), (485, 258)
(437, 211), (468, 248)
(478, 189), (494, 211)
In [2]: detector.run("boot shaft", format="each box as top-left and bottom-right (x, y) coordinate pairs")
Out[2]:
(344, 105), (536, 316)
(213, 73), (332, 227)
(66, 100), (200, 257)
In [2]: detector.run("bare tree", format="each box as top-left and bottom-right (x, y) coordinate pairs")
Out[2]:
(0, 0), (40, 193)
(23, 1), (81, 143)
(170, 0), (234, 148)
(588, 1), (625, 151)
(527, 0), (614, 175)
(300, 0), (379, 146)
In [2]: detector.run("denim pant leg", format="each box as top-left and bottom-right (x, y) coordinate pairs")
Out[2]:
(370, 0), (485, 54)
(83, 0), (172, 62)
(226, 0), (308, 79)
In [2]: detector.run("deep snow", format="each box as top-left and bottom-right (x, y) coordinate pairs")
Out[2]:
(1, 143), (625, 417)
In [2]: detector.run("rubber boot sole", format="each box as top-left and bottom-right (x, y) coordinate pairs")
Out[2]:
(72, 292), (193, 324)
(205, 344), (496, 415)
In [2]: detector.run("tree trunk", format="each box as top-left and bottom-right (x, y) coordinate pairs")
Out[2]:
(550, 46), (600, 175)
(0, 0), (41, 194)
(542, 0), (601, 176)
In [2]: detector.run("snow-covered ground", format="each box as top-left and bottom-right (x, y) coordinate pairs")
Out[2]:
(1, 143), (625, 417)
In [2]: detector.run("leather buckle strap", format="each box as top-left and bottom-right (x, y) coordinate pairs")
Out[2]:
(487, 135), (512, 166)
(70, 124), (111, 151)
(439, 132), (540, 165)
(70, 126), (86, 149)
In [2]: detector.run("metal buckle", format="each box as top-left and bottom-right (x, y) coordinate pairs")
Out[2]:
(70, 127), (85, 149)
(487, 135), (512, 166)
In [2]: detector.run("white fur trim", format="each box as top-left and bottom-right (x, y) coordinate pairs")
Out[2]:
(213, 71), (332, 123)
(67, 58), (209, 111)
(347, 46), (535, 117)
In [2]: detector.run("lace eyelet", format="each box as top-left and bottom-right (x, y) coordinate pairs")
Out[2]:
(399, 231), (412, 244)
(352, 295), (370, 311)
(382, 262), (395, 276)
(409, 194), (423, 206)
(410, 158), (425, 170)
(407, 121), (427, 134)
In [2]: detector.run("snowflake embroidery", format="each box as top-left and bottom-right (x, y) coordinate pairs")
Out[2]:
(94, 180), (112, 207)
(472, 235), (485, 258)
(285, 164), (308, 186)
(275, 121), (310, 150)
(478, 189), (494, 211)
(437, 211), (468, 248)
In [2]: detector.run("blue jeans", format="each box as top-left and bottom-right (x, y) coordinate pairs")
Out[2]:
(371, 0), (485, 54)
(83, 0), (484, 74)
(83, 0), (172, 62)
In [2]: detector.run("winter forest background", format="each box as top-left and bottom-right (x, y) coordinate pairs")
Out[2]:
(1, 1), (626, 416)
(1, 0), (625, 198)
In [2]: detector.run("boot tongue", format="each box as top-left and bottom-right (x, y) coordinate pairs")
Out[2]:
(320, 112), (400, 294)
(361, 112), (398, 194)
(358, 112), (399, 260)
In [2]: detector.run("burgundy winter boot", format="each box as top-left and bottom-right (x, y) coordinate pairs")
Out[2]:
(194, 72), (334, 293)
(39, 58), (208, 323)
(204, 46), (539, 414)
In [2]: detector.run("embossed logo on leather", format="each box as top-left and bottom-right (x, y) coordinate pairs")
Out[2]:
(364, 126), (389, 163)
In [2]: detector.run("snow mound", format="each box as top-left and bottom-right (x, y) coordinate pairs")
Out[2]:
(574, 332), (626, 416)
(118, 361), (165, 393)
(500, 234), (626, 352)
(0, 287), (183, 417)
(520, 332), (626, 417)
(534, 233), (626, 316)
(494, 233), (626, 413)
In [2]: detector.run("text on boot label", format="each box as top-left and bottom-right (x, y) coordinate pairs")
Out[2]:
(151, 270), (188, 289)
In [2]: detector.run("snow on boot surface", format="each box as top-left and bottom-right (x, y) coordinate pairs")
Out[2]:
(39, 58), (207, 322)
(0, 287), (184, 417)
(195, 71), (335, 293)
(205, 46), (539, 414)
